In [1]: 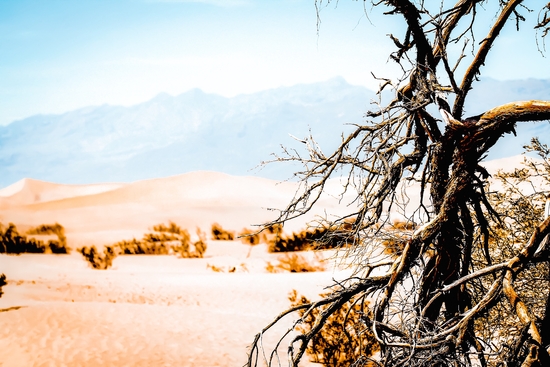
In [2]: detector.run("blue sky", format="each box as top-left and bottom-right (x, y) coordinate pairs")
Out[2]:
(1, 0), (549, 126)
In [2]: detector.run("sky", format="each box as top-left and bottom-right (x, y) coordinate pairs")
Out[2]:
(1, 0), (550, 126)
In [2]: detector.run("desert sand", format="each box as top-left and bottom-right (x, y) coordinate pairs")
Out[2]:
(0, 158), (530, 366)
(0, 171), (356, 367)
(0, 244), (345, 367)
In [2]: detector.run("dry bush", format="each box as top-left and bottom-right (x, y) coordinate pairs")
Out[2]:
(211, 222), (235, 241)
(239, 228), (261, 245)
(112, 222), (207, 258)
(206, 263), (224, 272)
(27, 223), (69, 253)
(390, 220), (416, 231)
(46, 240), (70, 254)
(0, 274), (6, 298)
(240, 224), (283, 245)
(206, 262), (248, 273)
(268, 222), (353, 253)
(114, 238), (147, 255)
(262, 223), (283, 243)
(79, 245), (117, 270)
(0, 223), (44, 254)
(239, 228), (262, 258)
(0, 222), (70, 254)
(268, 229), (321, 252)
(380, 220), (417, 258)
(289, 290), (379, 367)
(189, 228), (207, 258)
(266, 253), (325, 273)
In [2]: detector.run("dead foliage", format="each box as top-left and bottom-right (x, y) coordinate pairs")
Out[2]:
(0, 222), (70, 254)
(211, 222), (235, 241)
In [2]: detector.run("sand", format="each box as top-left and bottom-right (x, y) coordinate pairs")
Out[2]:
(0, 172), (353, 366)
(0, 158), (529, 366)
(0, 242), (348, 366)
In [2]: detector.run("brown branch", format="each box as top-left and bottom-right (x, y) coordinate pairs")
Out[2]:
(433, 0), (480, 59)
(386, 0), (435, 70)
(453, 0), (525, 118)
(476, 100), (550, 126)
(503, 270), (542, 344)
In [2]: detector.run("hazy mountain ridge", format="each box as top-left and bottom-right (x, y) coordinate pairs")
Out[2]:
(1, 77), (549, 187)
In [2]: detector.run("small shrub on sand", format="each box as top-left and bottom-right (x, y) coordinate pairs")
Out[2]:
(0, 223), (43, 254)
(239, 228), (261, 246)
(1, 223), (48, 254)
(268, 230), (315, 252)
(79, 245), (117, 270)
(266, 253), (325, 273)
(289, 290), (379, 366)
(0, 274), (6, 298)
(113, 222), (207, 258)
(267, 228), (332, 253)
(79, 222), (207, 268)
(0, 222), (70, 254)
(192, 229), (207, 258)
(46, 240), (70, 254)
(239, 228), (262, 257)
(27, 223), (70, 254)
(114, 238), (148, 255)
(173, 228), (207, 258)
(268, 221), (355, 253)
(207, 262), (248, 273)
(206, 263), (224, 272)
(211, 222), (235, 241)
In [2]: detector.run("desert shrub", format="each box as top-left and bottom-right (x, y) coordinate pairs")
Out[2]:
(46, 240), (70, 254)
(115, 238), (145, 254)
(0, 223), (46, 254)
(207, 262), (248, 273)
(262, 223), (282, 242)
(267, 221), (355, 253)
(239, 228), (262, 257)
(0, 222), (70, 254)
(239, 228), (261, 245)
(27, 223), (69, 253)
(152, 222), (183, 234)
(380, 220), (417, 258)
(172, 227), (207, 258)
(211, 222), (235, 241)
(266, 253), (325, 273)
(268, 229), (319, 252)
(289, 290), (379, 366)
(206, 263), (224, 272)
(133, 234), (172, 254)
(391, 220), (416, 231)
(267, 228), (329, 252)
(192, 229), (207, 258)
(0, 274), (6, 298)
(108, 222), (207, 259)
(79, 245), (117, 270)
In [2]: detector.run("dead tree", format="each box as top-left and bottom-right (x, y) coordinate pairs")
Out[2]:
(247, 1), (550, 367)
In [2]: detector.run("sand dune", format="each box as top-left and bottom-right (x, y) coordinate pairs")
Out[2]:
(0, 172), (300, 247)
(0, 178), (125, 207)
(0, 171), (361, 247)
(0, 157), (533, 366)
(0, 156), (532, 245)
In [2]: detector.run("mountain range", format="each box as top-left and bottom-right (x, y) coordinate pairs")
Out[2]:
(0, 77), (549, 187)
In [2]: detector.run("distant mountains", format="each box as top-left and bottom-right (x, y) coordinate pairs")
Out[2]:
(1, 77), (549, 187)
